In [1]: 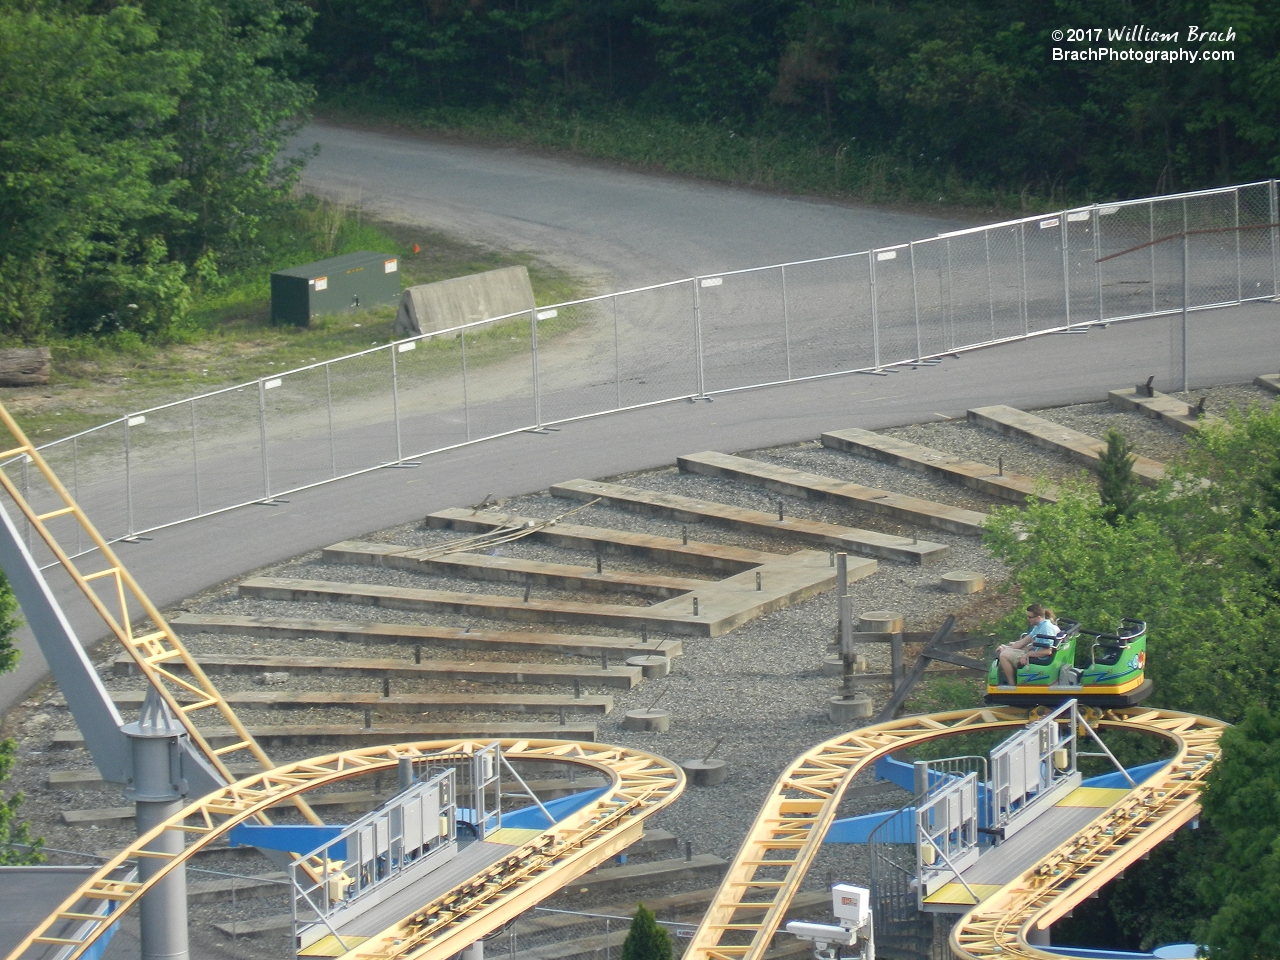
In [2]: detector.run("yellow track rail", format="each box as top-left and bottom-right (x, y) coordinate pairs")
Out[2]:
(683, 706), (1225, 960)
(0, 403), (320, 825)
(5, 738), (684, 960)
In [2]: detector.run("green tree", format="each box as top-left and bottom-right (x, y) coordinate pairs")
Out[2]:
(0, 569), (40, 865)
(621, 903), (672, 960)
(1197, 706), (1280, 958)
(1097, 427), (1140, 525)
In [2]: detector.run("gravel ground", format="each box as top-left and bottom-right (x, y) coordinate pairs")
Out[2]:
(5, 382), (1263, 958)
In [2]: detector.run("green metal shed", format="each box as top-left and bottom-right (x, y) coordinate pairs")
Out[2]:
(270, 251), (401, 326)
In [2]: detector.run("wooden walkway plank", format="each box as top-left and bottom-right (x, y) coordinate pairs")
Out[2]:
(109, 688), (615, 715)
(239, 557), (847, 638)
(427, 508), (772, 573)
(114, 648), (642, 688)
(171, 613), (683, 658)
(676, 451), (988, 536)
(967, 405), (1166, 487)
(550, 478), (947, 564)
(820, 427), (1056, 503)
(1108, 386), (1222, 433)
(54, 720), (598, 749)
(324, 541), (704, 598)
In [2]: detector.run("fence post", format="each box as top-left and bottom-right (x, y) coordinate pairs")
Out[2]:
(692, 279), (706, 397)
(910, 242), (922, 359)
(257, 378), (271, 502)
(530, 308), (542, 427)
(1234, 187), (1242, 302)
(984, 229), (994, 340)
(1182, 197), (1190, 392)
(1061, 215), (1072, 327)
(868, 252), (880, 368)
(781, 264), (792, 379)
(1270, 180), (1280, 297)
(945, 238), (954, 350)
(390, 345), (403, 462)
(72, 437), (81, 555)
(461, 326), (470, 441)
(325, 363), (336, 477)
(1150, 200), (1158, 314)
(1094, 206), (1103, 323)
(123, 418), (135, 539)
(189, 400), (201, 516)
(1018, 221), (1028, 336)
(612, 294), (622, 407)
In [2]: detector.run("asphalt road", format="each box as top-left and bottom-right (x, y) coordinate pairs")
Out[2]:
(2, 125), (1277, 720)
(295, 122), (974, 288)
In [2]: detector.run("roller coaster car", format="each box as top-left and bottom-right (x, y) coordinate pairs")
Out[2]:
(985, 618), (1153, 708)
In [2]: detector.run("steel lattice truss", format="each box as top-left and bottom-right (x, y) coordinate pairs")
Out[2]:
(5, 739), (684, 960)
(683, 707), (1225, 960)
(0, 405), (322, 825)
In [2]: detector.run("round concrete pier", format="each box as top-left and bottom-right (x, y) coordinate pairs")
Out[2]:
(823, 654), (867, 676)
(859, 611), (904, 633)
(941, 571), (985, 594)
(623, 708), (671, 732)
(829, 694), (874, 724)
(680, 758), (728, 786)
(626, 654), (671, 678)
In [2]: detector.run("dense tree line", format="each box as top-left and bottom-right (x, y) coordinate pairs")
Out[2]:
(304, 0), (1280, 199)
(0, 0), (313, 342)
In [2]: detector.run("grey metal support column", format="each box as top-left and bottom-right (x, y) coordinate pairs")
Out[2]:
(461, 940), (484, 960)
(122, 689), (190, 960)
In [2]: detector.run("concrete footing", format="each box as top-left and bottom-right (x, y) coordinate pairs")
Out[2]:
(941, 571), (985, 594)
(626, 655), (671, 678)
(680, 759), (728, 786)
(859, 611), (904, 633)
(829, 695), (874, 723)
(623, 709), (671, 732)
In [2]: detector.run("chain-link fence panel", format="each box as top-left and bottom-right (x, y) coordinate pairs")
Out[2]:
(783, 254), (875, 379)
(1096, 201), (1156, 320)
(537, 299), (622, 424)
(1239, 181), (1277, 300)
(697, 267), (788, 392)
(613, 281), (699, 407)
(985, 224), (1026, 342)
(1148, 195), (1188, 313)
(262, 363), (344, 493)
(392, 331), (469, 457)
(1063, 210), (1100, 325)
(122, 400), (204, 533)
(462, 312), (537, 438)
(21, 423), (130, 549)
(187, 383), (270, 514)
(943, 230), (1002, 348)
(869, 247), (918, 365)
(325, 348), (400, 474)
(1186, 189), (1244, 307)
(1019, 217), (1068, 333)
(905, 239), (952, 357)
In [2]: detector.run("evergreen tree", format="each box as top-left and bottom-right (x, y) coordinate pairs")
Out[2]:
(621, 903), (672, 960)
(1097, 427), (1140, 526)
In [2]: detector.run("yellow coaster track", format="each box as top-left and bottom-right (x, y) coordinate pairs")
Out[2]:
(683, 706), (1225, 960)
(0, 403), (321, 825)
(5, 738), (684, 960)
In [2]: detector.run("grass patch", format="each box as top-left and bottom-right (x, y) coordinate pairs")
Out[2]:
(317, 95), (1075, 215)
(3, 200), (589, 443)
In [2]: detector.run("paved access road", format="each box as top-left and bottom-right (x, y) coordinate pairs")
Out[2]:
(295, 122), (974, 288)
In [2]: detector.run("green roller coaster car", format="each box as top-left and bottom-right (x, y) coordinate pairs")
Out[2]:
(985, 618), (1153, 708)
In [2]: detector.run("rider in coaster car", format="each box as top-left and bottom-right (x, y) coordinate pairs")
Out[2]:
(996, 604), (1057, 687)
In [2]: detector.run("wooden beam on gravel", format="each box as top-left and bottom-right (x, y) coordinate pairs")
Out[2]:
(108, 688), (614, 715)
(239, 561), (848, 638)
(1108, 386), (1222, 433)
(427, 507), (771, 573)
(54, 720), (598, 749)
(171, 613), (683, 658)
(1256, 373), (1280, 395)
(968, 404), (1165, 487)
(677, 451), (988, 536)
(324, 541), (705, 598)
(550, 478), (947, 564)
(113, 649), (642, 688)
(820, 427), (1056, 503)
